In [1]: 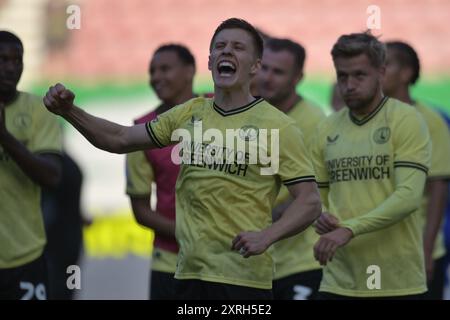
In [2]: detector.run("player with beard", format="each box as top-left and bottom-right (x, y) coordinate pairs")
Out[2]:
(311, 32), (431, 299)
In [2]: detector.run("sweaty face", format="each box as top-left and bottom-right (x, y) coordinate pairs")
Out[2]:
(0, 43), (23, 94)
(258, 48), (299, 104)
(208, 28), (260, 90)
(149, 51), (193, 103)
(382, 49), (403, 97)
(334, 54), (383, 111)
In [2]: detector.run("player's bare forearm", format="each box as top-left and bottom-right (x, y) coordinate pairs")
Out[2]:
(44, 83), (157, 154)
(423, 179), (448, 254)
(64, 105), (155, 153)
(272, 197), (293, 222)
(267, 181), (321, 244)
(130, 197), (175, 238)
(0, 130), (61, 188)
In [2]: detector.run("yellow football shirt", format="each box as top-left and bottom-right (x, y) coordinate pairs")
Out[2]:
(273, 98), (325, 279)
(125, 150), (177, 273)
(415, 102), (450, 259)
(147, 97), (316, 289)
(311, 97), (431, 297)
(0, 92), (62, 268)
(126, 150), (154, 197)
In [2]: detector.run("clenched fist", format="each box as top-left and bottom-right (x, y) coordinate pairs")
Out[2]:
(43, 83), (75, 116)
(313, 212), (339, 235)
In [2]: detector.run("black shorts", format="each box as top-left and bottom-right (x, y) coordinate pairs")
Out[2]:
(0, 254), (48, 300)
(174, 279), (273, 300)
(273, 269), (322, 300)
(318, 291), (427, 300)
(150, 270), (176, 300)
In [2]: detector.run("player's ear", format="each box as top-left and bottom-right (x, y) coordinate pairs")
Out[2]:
(208, 55), (212, 71)
(250, 58), (261, 76)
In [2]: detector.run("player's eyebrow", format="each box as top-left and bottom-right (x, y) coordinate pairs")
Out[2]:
(214, 39), (246, 47)
(232, 40), (246, 47)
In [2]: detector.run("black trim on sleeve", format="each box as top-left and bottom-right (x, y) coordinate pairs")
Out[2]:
(127, 192), (151, 198)
(317, 181), (330, 188)
(145, 122), (165, 148)
(283, 175), (316, 186)
(427, 175), (450, 181)
(394, 161), (429, 174)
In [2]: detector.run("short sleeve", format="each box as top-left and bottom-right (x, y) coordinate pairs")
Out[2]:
(393, 110), (431, 175)
(277, 123), (316, 186)
(146, 101), (194, 148)
(125, 151), (154, 197)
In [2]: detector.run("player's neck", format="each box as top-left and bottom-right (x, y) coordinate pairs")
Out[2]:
(390, 87), (414, 105)
(159, 89), (195, 113)
(271, 92), (300, 114)
(352, 90), (385, 118)
(214, 86), (255, 111)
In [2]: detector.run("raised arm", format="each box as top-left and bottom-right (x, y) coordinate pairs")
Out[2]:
(43, 83), (157, 153)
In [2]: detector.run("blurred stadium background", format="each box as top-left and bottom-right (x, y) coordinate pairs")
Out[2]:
(1, 0), (449, 299)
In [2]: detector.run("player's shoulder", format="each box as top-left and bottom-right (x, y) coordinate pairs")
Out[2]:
(259, 99), (297, 128)
(181, 96), (212, 112)
(14, 91), (42, 109)
(414, 101), (447, 126)
(17, 91), (40, 101)
(167, 97), (211, 118)
(318, 107), (345, 129)
(384, 97), (418, 117)
(381, 97), (425, 127)
(298, 98), (325, 114)
(291, 98), (326, 120)
(15, 91), (54, 120)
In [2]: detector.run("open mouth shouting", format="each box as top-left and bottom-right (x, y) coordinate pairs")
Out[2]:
(217, 60), (237, 78)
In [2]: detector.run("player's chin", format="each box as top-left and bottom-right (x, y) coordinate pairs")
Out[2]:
(345, 98), (365, 110)
(214, 79), (237, 90)
(156, 91), (173, 102)
(213, 74), (239, 89)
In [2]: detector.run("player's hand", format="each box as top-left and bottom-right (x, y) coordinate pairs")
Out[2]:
(314, 212), (339, 235)
(313, 227), (353, 266)
(43, 83), (75, 116)
(231, 231), (270, 258)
